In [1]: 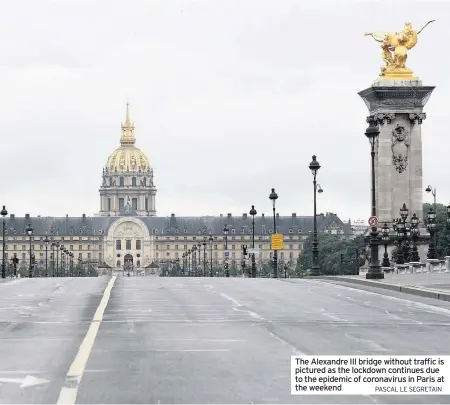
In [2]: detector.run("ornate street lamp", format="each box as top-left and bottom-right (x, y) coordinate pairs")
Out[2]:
(182, 252), (186, 276)
(44, 236), (49, 277)
(425, 185), (437, 251)
(188, 249), (192, 277)
(223, 225), (229, 277)
(410, 213), (420, 262)
(1, 205), (7, 279)
(364, 117), (383, 279)
(202, 238), (207, 277)
(269, 188), (278, 278)
(426, 208), (437, 259)
(209, 235), (213, 277)
(249, 205), (257, 278)
(60, 245), (65, 276)
(26, 224), (34, 278)
(381, 223), (390, 268)
(308, 156), (322, 276)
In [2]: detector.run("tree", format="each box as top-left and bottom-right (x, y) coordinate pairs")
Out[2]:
(423, 202), (450, 259)
(298, 233), (367, 275)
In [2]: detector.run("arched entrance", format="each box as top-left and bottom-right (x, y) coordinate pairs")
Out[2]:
(124, 254), (133, 265)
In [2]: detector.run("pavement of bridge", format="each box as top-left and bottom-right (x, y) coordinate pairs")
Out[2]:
(1, 277), (450, 404)
(0, 277), (109, 404)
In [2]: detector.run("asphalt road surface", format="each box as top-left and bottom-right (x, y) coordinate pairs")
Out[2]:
(0, 276), (450, 404)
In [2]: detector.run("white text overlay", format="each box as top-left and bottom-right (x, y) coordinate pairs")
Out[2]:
(291, 355), (450, 395)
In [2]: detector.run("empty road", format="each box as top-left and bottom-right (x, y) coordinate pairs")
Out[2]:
(0, 276), (449, 404)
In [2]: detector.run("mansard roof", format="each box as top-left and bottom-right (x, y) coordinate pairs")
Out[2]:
(2, 212), (352, 236)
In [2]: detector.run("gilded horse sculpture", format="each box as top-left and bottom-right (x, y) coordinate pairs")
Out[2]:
(365, 20), (435, 79)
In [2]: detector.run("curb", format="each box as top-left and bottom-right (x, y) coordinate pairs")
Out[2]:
(314, 276), (450, 302)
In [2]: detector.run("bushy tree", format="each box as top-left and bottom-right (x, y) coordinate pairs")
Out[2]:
(298, 234), (367, 275)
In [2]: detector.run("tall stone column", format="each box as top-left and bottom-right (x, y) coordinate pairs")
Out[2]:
(359, 80), (434, 230)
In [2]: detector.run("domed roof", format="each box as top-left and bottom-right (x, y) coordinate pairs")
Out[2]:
(105, 104), (150, 173)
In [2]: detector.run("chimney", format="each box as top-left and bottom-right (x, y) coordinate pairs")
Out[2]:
(262, 213), (265, 218)
(220, 214), (223, 217)
(171, 213), (175, 217)
(292, 213), (296, 218)
(243, 213), (247, 219)
(276, 213), (280, 219)
(82, 213), (86, 219)
(227, 213), (231, 218)
(25, 213), (30, 219)
(10, 214), (14, 219)
(66, 214), (69, 221)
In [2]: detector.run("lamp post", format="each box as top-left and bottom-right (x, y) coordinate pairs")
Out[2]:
(364, 117), (383, 279)
(26, 224), (34, 278)
(410, 213), (421, 262)
(60, 245), (65, 276)
(249, 205), (257, 278)
(202, 239), (207, 277)
(393, 219), (405, 265)
(197, 242), (202, 275)
(223, 225), (229, 277)
(44, 236), (49, 277)
(188, 249), (192, 277)
(308, 156), (322, 276)
(1, 205), (7, 279)
(56, 242), (60, 276)
(269, 188), (278, 278)
(209, 235), (213, 277)
(192, 245), (197, 276)
(426, 208), (437, 259)
(51, 243), (56, 276)
(381, 223), (390, 268)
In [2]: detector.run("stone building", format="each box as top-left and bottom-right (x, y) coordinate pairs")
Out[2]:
(1, 106), (353, 275)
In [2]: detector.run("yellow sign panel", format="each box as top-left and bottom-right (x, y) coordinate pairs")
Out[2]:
(271, 234), (284, 250)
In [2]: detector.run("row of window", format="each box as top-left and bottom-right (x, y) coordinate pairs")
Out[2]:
(116, 240), (141, 250)
(155, 244), (303, 250)
(1, 236), (102, 242)
(2, 244), (98, 251)
(154, 251), (296, 259)
(107, 197), (149, 211)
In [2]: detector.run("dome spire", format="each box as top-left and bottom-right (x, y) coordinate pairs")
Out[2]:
(120, 103), (136, 146)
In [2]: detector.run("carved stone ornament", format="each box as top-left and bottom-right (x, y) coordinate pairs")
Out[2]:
(373, 113), (395, 125)
(409, 113), (426, 124)
(391, 124), (410, 173)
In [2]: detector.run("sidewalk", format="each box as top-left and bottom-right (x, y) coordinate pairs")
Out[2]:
(317, 272), (450, 302)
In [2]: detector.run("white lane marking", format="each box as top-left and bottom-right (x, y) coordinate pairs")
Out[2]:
(56, 276), (116, 405)
(0, 375), (50, 388)
(344, 333), (391, 352)
(218, 290), (305, 355)
(0, 338), (74, 341)
(320, 308), (348, 322)
(219, 293), (242, 307)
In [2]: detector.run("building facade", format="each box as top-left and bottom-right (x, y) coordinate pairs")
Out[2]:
(1, 107), (353, 274)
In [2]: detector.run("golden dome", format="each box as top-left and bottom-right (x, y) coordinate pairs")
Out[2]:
(105, 104), (150, 173)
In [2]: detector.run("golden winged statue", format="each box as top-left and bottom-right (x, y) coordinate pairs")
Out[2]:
(365, 20), (435, 79)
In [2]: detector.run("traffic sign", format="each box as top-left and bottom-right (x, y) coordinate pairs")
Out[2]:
(224, 251), (229, 257)
(368, 216), (378, 227)
(271, 234), (284, 250)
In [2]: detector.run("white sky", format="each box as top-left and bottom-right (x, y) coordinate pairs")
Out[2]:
(0, 0), (447, 221)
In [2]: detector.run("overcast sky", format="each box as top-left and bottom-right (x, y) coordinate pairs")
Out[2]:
(0, 0), (447, 222)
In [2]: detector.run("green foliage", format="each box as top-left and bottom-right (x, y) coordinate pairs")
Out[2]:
(423, 202), (450, 259)
(298, 234), (367, 275)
